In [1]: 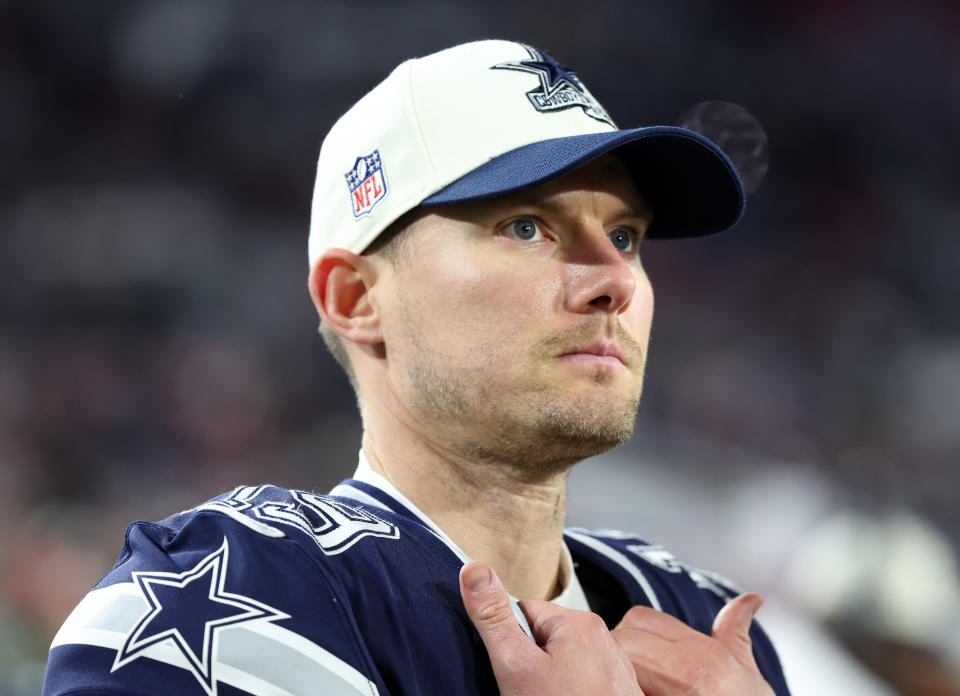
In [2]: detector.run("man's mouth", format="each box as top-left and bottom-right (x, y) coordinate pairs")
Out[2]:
(557, 342), (627, 367)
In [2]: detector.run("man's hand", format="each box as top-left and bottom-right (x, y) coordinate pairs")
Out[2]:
(611, 593), (775, 695)
(459, 561), (644, 696)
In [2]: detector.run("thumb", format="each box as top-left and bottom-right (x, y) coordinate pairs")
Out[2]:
(711, 592), (764, 667)
(460, 561), (539, 673)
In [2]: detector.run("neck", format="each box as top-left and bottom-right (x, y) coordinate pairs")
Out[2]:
(361, 429), (569, 601)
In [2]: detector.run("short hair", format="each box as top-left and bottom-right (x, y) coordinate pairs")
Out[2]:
(317, 208), (421, 396)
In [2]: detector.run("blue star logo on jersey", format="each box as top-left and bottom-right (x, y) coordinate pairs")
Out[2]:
(492, 45), (614, 126)
(112, 537), (289, 695)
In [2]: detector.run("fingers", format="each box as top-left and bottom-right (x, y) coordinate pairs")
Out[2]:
(616, 593), (764, 654)
(608, 624), (673, 676)
(462, 564), (646, 696)
(711, 592), (764, 665)
(613, 595), (770, 695)
(614, 603), (692, 642)
(519, 598), (608, 650)
(459, 561), (540, 675)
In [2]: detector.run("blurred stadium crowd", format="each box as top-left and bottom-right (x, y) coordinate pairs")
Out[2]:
(2, 1), (959, 693)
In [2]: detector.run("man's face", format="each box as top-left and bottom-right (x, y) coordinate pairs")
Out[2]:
(376, 155), (654, 474)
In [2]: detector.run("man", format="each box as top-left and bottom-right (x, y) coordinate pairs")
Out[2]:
(43, 40), (790, 695)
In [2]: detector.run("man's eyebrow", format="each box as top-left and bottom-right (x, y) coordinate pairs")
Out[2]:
(509, 196), (652, 225)
(609, 204), (652, 225)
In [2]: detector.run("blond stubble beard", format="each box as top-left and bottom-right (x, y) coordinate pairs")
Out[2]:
(404, 327), (645, 479)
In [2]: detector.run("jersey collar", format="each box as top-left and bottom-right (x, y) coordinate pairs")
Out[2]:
(330, 450), (590, 612)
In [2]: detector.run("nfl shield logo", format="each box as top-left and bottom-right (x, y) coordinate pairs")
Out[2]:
(345, 150), (388, 218)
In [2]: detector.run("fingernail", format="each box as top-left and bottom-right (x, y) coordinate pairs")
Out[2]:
(742, 593), (764, 618)
(464, 563), (491, 593)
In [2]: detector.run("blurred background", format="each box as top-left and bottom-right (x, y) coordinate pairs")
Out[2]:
(2, 1), (959, 694)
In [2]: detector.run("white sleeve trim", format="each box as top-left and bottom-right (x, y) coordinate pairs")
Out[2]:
(50, 583), (379, 696)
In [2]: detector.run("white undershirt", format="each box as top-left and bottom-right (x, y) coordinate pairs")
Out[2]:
(348, 451), (591, 612)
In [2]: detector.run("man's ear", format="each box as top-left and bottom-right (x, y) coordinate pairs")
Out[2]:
(308, 249), (383, 345)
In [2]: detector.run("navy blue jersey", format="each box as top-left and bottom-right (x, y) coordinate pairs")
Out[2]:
(43, 478), (791, 695)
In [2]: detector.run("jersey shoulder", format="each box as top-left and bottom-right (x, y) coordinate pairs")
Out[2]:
(566, 527), (791, 696)
(169, 483), (407, 559)
(42, 484), (407, 696)
(566, 527), (743, 602)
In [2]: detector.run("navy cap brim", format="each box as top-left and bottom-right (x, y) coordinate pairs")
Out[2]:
(420, 126), (745, 238)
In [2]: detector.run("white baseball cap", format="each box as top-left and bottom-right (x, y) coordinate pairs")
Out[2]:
(308, 39), (745, 266)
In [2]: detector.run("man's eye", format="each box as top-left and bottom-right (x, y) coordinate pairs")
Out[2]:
(609, 227), (636, 252)
(507, 218), (542, 241)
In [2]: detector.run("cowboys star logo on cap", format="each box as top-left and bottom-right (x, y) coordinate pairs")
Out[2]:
(345, 149), (388, 218)
(492, 45), (614, 127)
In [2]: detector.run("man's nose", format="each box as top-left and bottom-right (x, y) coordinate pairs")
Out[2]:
(563, 236), (637, 315)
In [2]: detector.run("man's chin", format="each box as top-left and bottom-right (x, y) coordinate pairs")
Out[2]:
(541, 410), (636, 453)
(462, 395), (639, 475)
